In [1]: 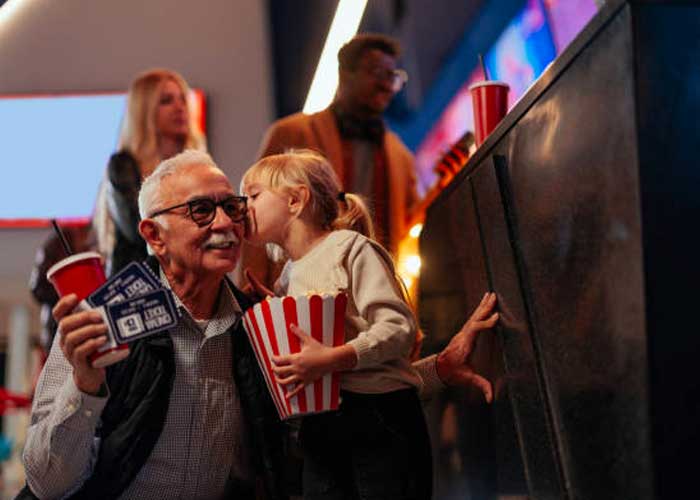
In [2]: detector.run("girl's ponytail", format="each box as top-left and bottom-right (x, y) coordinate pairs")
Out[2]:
(333, 192), (375, 240)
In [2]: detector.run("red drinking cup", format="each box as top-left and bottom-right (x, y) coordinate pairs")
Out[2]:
(47, 251), (129, 368)
(469, 80), (510, 146)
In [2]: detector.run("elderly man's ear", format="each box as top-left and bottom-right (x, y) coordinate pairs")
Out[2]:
(139, 219), (166, 256)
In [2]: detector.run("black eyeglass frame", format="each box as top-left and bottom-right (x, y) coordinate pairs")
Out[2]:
(148, 195), (248, 227)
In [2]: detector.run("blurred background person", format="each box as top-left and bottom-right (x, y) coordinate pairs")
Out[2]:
(28, 68), (204, 359)
(93, 67), (206, 275)
(244, 33), (417, 288)
(28, 225), (94, 358)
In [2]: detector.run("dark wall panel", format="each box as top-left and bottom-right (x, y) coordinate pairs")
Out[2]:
(471, 159), (563, 499)
(633, 4), (700, 499)
(501, 6), (650, 498)
(420, 172), (514, 499)
(416, 1), (700, 498)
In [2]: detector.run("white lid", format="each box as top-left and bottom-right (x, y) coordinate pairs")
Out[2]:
(468, 80), (510, 90)
(47, 251), (103, 281)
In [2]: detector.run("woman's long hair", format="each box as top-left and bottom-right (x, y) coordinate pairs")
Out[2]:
(118, 68), (205, 172)
(94, 68), (205, 260)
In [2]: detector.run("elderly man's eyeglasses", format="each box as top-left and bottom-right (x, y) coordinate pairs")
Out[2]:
(148, 195), (248, 227)
(363, 67), (408, 92)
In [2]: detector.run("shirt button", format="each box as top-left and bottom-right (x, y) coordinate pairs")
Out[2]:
(84, 409), (94, 417)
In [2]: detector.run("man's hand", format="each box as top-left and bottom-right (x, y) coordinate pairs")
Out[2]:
(271, 324), (356, 399)
(436, 292), (499, 403)
(53, 294), (107, 395)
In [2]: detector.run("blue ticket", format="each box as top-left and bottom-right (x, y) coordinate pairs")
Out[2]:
(87, 261), (161, 307)
(104, 288), (180, 343)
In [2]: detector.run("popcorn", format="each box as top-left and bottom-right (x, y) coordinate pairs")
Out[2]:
(242, 293), (347, 419)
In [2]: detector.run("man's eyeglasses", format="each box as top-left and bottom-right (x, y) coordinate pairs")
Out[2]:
(148, 195), (248, 227)
(363, 67), (408, 92)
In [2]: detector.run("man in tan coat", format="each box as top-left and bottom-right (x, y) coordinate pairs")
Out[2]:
(245, 33), (419, 286)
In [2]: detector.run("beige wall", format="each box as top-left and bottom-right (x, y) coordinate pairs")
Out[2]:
(0, 0), (273, 306)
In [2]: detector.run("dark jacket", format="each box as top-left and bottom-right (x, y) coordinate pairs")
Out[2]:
(17, 257), (288, 500)
(29, 224), (95, 351)
(105, 150), (147, 276)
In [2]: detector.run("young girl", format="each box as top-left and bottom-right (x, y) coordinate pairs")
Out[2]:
(241, 149), (432, 499)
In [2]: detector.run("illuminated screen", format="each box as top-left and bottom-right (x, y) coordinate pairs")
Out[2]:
(0, 90), (206, 227)
(414, 0), (597, 192)
(545, 0), (598, 51)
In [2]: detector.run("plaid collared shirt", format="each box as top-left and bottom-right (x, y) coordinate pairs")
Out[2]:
(23, 273), (250, 500)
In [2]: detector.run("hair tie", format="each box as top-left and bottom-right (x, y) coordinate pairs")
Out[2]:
(337, 191), (346, 202)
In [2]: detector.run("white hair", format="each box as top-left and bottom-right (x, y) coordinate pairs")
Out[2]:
(138, 149), (220, 219)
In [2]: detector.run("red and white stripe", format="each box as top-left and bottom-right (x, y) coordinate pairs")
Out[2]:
(242, 293), (347, 420)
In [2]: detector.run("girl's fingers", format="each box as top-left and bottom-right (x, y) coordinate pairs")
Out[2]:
(471, 375), (493, 404)
(286, 383), (306, 400)
(475, 312), (499, 330)
(289, 324), (312, 341)
(474, 292), (496, 319)
(271, 354), (292, 366)
(271, 364), (296, 377)
(275, 374), (297, 385)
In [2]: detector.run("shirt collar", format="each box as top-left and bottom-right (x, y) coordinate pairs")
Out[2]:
(159, 268), (242, 337)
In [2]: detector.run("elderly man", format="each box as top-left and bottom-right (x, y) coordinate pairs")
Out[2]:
(19, 150), (497, 500)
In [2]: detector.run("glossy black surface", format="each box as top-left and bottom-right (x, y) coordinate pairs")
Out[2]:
(419, 1), (700, 498)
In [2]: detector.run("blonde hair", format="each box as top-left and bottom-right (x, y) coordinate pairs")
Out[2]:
(94, 68), (205, 261)
(118, 68), (205, 172)
(245, 150), (425, 359)
(242, 149), (375, 239)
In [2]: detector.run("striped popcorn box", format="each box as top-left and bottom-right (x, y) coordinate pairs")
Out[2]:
(242, 293), (347, 420)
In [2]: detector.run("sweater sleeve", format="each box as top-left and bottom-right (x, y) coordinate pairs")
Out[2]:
(345, 241), (417, 370)
(412, 354), (446, 400)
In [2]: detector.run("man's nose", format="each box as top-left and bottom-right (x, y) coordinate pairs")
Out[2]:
(376, 78), (394, 92)
(210, 205), (235, 229)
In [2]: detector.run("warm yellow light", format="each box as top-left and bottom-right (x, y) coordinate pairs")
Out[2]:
(409, 223), (423, 239)
(405, 255), (421, 276)
(303, 0), (368, 114)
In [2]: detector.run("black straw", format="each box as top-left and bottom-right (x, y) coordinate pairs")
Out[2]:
(479, 53), (490, 81)
(51, 219), (73, 256)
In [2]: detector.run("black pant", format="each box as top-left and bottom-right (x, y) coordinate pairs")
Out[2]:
(300, 389), (433, 500)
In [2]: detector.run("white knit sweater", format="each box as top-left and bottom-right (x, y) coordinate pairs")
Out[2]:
(275, 230), (423, 394)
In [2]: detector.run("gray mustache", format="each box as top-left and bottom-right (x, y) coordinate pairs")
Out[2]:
(203, 232), (240, 248)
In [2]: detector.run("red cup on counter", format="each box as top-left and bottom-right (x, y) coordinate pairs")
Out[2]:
(47, 251), (129, 368)
(469, 80), (510, 146)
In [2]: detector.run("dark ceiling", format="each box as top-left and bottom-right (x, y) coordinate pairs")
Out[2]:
(268, 0), (487, 118)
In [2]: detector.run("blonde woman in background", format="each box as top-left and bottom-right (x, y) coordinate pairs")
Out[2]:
(94, 68), (205, 275)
